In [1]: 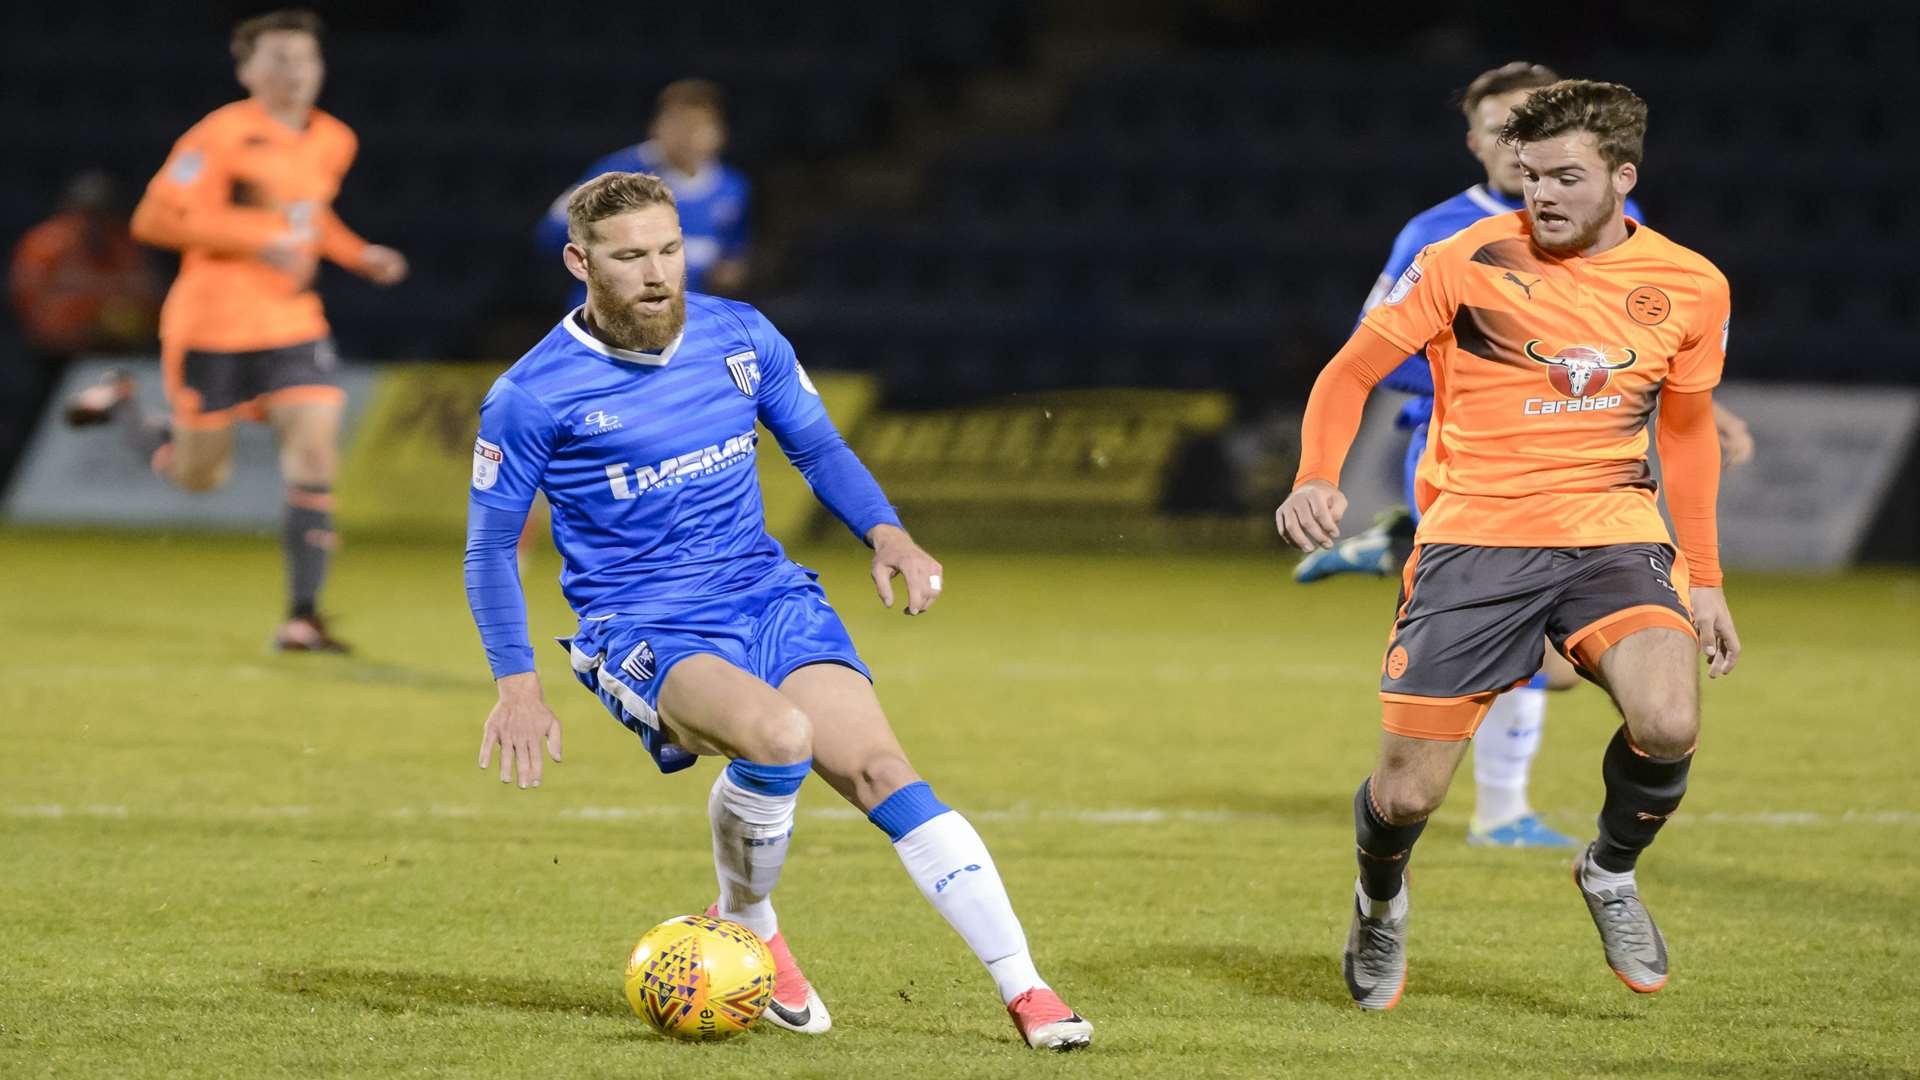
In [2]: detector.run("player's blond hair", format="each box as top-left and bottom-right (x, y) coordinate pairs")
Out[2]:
(1500, 80), (1649, 170)
(566, 172), (679, 247)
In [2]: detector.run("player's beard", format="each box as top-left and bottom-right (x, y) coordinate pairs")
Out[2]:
(1532, 188), (1620, 255)
(586, 273), (686, 353)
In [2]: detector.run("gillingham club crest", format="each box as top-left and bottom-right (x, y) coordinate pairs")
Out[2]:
(725, 351), (762, 397)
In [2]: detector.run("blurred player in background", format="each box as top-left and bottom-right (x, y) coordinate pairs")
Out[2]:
(64, 9), (408, 653)
(1293, 62), (1755, 849)
(537, 79), (751, 301)
(1278, 80), (1741, 1009)
(467, 173), (1092, 1050)
(9, 170), (159, 363)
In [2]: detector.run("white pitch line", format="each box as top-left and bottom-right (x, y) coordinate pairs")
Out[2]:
(6, 804), (1919, 827)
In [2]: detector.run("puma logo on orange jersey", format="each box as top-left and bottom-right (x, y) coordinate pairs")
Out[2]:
(1502, 271), (1540, 300)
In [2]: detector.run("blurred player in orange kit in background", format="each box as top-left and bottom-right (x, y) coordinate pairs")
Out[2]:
(9, 170), (159, 362)
(64, 8), (408, 653)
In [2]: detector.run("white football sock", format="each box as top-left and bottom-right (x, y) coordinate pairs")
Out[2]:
(1473, 687), (1548, 826)
(708, 767), (797, 940)
(1356, 877), (1410, 921)
(1582, 857), (1637, 893)
(892, 811), (1046, 1004)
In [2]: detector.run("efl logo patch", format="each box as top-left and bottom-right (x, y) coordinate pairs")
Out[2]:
(725, 350), (762, 397)
(168, 150), (205, 184)
(471, 438), (503, 491)
(1384, 261), (1422, 305)
(794, 362), (819, 396)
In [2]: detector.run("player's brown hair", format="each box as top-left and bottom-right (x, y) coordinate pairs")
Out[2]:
(1459, 61), (1560, 122)
(231, 9), (324, 63)
(655, 78), (726, 118)
(567, 171), (679, 246)
(1500, 79), (1649, 170)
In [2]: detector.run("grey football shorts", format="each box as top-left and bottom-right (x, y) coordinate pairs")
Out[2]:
(1378, 542), (1696, 737)
(167, 337), (343, 427)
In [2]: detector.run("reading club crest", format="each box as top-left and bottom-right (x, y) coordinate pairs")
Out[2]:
(725, 350), (762, 397)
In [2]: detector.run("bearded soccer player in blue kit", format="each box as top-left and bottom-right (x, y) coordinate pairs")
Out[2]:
(1292, 62), (1753, 849)
(464, 172), (1092, 1051)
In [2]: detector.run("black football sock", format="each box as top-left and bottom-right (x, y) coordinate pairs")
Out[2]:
(1592, 725), (1692, 873)
(284, 484), (336, 620)
(1354, 777), (1428, 903)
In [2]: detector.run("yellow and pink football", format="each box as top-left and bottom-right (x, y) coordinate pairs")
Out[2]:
(623, 915), (776, 1041)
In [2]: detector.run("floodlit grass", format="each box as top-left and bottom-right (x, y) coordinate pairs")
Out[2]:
(2, 529), (1915, 1078)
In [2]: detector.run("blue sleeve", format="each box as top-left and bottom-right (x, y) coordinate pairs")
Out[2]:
(470, 378), (557, 513)
(464, 501), (534, 678)
(464, 378), (556, 678)
(780, 418), (903, 542)
(721, 173), (751, 259)
(1625, 195), (1646, 223)
(746, 310), (900, 541)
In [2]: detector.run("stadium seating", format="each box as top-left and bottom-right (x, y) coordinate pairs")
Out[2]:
(0, 0), (1027, 360)
(1, 1), (1909, 392)
(766, 10), (1918, 398)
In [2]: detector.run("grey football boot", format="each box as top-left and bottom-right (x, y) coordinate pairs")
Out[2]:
(1573, 844), (1669, 993)
(1342, 882), (1409, 1010)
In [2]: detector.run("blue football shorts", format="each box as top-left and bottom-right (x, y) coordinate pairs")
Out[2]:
(559, 572), (870, 774)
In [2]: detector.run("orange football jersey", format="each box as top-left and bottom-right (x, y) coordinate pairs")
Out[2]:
(132, 99), (367, 352)
(1360, 211), (1729, 549)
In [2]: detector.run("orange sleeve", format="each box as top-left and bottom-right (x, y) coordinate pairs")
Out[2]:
(1657, 387), (1722, 586)
(317, 206), (368, 269)
(1292, 323), (1410, 489)
(1669, 267), (1730, 393)
(130, 123), (288, 257)
(1358, 241), (1460, 357)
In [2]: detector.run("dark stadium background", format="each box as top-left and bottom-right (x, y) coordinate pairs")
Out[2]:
(3, 0), (1915, 535)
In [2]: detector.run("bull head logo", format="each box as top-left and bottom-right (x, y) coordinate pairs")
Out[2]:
(1524, 340), (1637, 398)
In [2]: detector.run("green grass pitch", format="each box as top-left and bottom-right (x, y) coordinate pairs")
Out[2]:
(2, 528), (1915, 1078)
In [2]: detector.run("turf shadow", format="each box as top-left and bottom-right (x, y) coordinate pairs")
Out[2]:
(1144, 944), (1628, 1020)
(262, 965), (627, 1018)
(1135, 944), (1349, 1006)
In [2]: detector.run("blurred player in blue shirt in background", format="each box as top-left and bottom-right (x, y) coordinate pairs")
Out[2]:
(537, 79), (751, 302)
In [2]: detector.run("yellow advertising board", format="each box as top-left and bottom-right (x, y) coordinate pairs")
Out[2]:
(334, 363), (880, 543)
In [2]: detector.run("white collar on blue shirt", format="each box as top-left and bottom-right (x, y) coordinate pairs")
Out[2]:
(1465, 183), (1522, 215)
(565, 306), (683, 366)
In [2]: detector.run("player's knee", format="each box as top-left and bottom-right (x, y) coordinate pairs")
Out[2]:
(1626, 707), (1698, 760)
(283, 445), (336, 485)
(1370, 771), (1447, 824)
(172, 458), (231, 492)
(740, 705), (812, 766)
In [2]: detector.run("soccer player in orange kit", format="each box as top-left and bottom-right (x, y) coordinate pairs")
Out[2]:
(66, 9), (407, 652)
(1275, 81), (1741, 1009)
